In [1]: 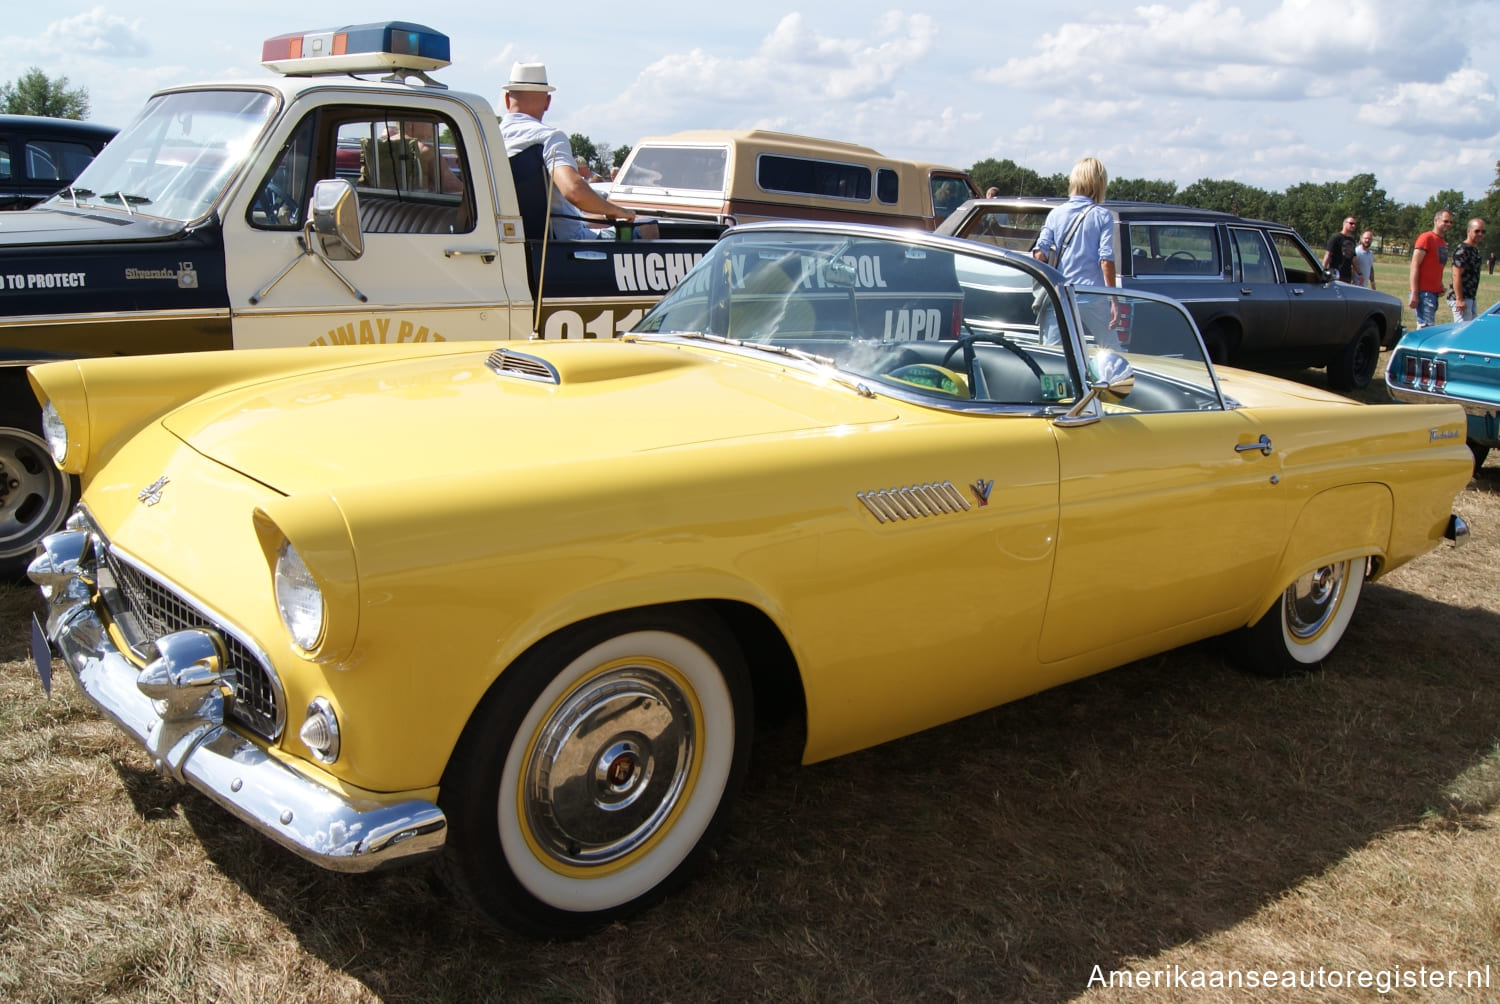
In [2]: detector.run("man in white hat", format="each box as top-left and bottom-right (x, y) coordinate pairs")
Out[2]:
(499, 61), (641, 240)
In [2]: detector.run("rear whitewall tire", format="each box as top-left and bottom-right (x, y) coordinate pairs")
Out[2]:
(1236, 559), (1366, 676)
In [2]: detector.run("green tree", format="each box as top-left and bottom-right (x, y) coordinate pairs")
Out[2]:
(1, 67), (89, 118)
(613, 145), (630, 170)
(1109, 177), (1179, 204)
(968, 158), (1065, 197)
(1340, 173), (1398, 238)
(568, 133), (599, 173)
(1480, 160), (1500, 259)
(1178, 178), (1275, 220)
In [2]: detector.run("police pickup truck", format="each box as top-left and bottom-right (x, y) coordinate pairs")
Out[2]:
(0, 21), (722, 577)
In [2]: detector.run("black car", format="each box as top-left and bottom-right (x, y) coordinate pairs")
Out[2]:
(0, 114), (116, 210)
(938, 197), (1403, 389)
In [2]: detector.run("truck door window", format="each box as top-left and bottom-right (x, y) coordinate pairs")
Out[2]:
(334, 113), (472, 234)
(249, 116), (315, 229)
(930, 175), (970, 222)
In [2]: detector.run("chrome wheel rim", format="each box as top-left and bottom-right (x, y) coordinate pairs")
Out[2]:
(522, 664), (695, 868)
(1284, 562), (1347, 640)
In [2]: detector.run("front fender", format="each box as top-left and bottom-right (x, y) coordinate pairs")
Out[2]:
(1250, 482), (1391, 625)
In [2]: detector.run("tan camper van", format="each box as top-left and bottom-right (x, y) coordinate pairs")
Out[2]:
(608, 129), (978, 230)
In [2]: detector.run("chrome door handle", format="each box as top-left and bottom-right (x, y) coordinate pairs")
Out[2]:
(1235, 434), (1273, 456)
(444, 247), (497, 263)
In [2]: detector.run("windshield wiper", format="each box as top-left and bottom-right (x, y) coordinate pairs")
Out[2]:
(64, 186), (94, 207)
(99, 191), (154, 215)
(630, 332), (874, 397)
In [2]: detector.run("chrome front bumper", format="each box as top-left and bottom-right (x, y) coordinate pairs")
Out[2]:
(29, 531), (446, 873)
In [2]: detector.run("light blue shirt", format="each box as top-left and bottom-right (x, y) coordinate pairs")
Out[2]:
(1035, 196), (1114, 287)
(501, 112), (610, 241)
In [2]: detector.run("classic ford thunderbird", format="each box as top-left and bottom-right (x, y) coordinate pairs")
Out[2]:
(27, 222), (1472, 937)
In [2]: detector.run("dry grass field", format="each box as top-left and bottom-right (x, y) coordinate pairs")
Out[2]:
(3, 358), (1499, 1002)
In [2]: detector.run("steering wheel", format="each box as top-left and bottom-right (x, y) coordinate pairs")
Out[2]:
(1167, 250), (1197, 261)
(252, 178), (299, 226)
(941, 329), (1047, 400)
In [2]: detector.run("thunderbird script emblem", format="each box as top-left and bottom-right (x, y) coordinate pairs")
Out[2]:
(138, 476), (170, 506)
(970, 478), (994, 507)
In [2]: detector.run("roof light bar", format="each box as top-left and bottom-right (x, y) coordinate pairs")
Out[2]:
(262, 21), (451, 77)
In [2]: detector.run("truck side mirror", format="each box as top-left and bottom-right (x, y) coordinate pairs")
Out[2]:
(307, 179), (364, 261)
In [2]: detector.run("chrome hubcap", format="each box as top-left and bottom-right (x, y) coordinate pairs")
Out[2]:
(1285, 563), (1347, 639)
(524, 665), (694, 867)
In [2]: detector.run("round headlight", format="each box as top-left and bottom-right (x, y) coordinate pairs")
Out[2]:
(41, 400), (68, 465)
(274, 540), (324, 651)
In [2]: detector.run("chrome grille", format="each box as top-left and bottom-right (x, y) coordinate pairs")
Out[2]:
(94, 542), (283, 741)
(486, 348), (559, 383)
(857, 482), (972, 524)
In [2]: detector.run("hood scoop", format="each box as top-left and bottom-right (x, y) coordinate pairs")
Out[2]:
(486, 341), (702, 386)
(486, 348), (559, 384)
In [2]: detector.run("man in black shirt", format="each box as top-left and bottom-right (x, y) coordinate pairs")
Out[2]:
(1323, 215), (1358, 282)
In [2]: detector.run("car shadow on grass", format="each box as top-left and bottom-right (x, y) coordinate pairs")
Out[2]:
(134, 576), (1500, 1003)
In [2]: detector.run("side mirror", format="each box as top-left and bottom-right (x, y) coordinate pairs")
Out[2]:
(306, 179), (364, 261)
(1058, 349), (1135, 424)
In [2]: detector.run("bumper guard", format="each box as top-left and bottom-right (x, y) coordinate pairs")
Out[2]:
(28, 532), (446, 873)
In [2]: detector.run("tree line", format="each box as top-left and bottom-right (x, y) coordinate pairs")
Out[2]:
(970, 157), (1500, 258)
(8, 65), (1495, 257)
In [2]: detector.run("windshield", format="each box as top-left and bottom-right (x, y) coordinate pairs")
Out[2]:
(636, 229), (1224, 413)
(636, 230), (1085, 407)
(48, 89), (277, 223)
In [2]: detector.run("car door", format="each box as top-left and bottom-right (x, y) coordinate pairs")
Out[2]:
(1227, 225), (1289, 350)
(224, 96), (534, 348)
(1039, 289), (1292, 666)
(1269, 230), (1348, 354)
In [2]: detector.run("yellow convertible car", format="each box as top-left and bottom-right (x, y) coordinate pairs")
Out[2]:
(27, 222), (1472, 937)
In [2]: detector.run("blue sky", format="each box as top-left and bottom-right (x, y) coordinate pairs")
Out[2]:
(7, 1), (1497, 207)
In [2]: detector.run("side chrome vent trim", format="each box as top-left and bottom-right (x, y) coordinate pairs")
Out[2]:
(486, 348), (560, 384)
(857, 482), (972, 524)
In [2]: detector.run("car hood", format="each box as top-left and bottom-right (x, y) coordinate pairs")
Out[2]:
(160, 340), (902, 495)
(0, 203), (188, 246)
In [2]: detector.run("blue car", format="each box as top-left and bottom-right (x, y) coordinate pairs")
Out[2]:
(1386, 301), (1500, 474)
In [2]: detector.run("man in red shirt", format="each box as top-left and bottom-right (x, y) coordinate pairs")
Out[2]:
(1408, 210), (1454, 327)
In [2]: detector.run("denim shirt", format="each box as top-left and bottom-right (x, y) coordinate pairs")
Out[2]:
(1035, 196), (1114, 287)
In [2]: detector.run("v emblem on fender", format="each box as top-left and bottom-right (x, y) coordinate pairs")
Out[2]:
(970, 478), (994, 507)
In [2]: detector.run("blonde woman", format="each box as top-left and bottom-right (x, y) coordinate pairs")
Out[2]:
(1032, 156), (1115, 289)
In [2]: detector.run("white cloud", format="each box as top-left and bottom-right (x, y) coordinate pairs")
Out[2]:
(1356, 68), (1500, 139)
(984, 0), (1457, 102)
(580, 13), (938, 138)
(43, 6), (150, 59)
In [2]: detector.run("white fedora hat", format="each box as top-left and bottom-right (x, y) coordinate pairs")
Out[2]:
(503, 61), (555, 93)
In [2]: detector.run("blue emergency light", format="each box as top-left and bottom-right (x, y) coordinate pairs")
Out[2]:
(261, 21), (451, 76)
